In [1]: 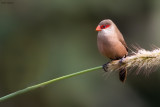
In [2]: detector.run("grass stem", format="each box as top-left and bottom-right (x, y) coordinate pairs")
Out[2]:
(0, 66), (102, 102)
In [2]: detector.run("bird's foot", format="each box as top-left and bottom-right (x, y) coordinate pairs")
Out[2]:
(102, 62), (110, 72)
(119, 57), (125, 65)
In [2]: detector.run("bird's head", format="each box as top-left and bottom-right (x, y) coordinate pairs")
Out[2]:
(96, 19), (114, 32)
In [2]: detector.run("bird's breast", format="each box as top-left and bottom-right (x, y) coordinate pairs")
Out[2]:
(97, 34), (127, 59)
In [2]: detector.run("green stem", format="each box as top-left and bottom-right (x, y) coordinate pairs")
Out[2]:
(0, 66), (102, 102)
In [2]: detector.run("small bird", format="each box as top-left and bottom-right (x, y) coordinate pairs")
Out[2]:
(96, 19), (128, 82)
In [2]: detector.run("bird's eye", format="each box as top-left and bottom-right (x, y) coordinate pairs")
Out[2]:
(101, 25), (106, 29)
(100, 24), (110, 29)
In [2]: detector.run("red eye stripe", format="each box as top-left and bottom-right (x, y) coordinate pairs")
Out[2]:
(106, 24), (110, 28)
(100, 25), (110, 29)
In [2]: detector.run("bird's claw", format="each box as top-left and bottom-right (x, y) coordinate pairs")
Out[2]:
(119, 57), (125, 65)
(102, 62), (109, 72)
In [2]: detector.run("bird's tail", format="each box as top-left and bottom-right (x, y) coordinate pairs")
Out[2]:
(119, 68), (127, 82)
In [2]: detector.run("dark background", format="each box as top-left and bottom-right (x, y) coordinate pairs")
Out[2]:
(0, 0), (160, 107)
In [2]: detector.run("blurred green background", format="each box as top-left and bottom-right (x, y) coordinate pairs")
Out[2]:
(0, 0), (160, 107)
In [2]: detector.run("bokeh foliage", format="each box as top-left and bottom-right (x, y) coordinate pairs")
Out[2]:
(0, 0), (160, 107)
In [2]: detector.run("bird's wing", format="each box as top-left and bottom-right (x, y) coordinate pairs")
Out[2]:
(117, 32), (128, 52)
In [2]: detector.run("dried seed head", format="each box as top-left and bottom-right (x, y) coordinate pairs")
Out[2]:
(106, 48), (160, 75)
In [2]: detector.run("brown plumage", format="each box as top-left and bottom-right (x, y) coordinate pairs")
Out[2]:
(96, 19), (128, 82)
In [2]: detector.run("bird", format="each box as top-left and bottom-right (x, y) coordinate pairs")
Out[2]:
(96, 19), (128, 82)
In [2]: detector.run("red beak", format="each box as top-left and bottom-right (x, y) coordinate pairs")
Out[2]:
(96, 25), (101, 31)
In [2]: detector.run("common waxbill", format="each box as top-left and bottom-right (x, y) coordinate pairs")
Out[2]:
(96, 19), (128, 82)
